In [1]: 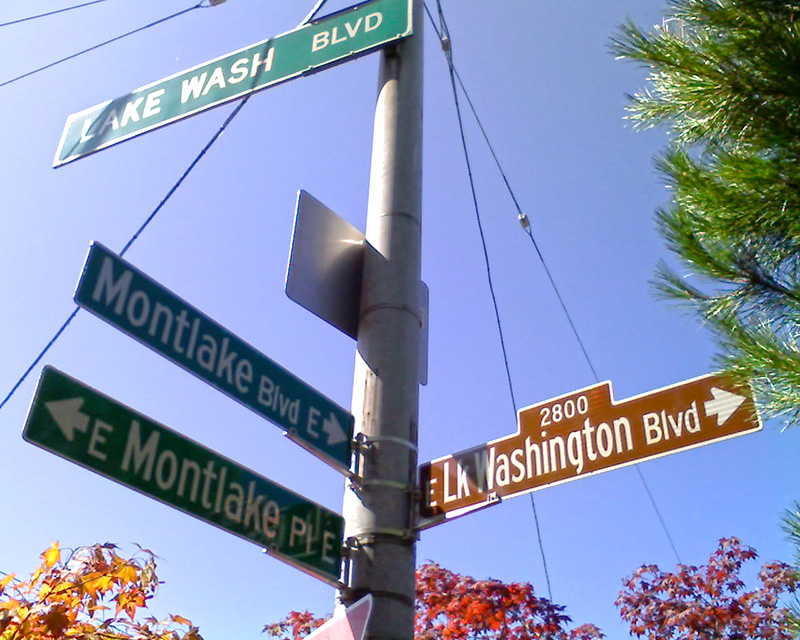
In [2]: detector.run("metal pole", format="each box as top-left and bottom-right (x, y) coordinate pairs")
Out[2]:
(339, 1), (423, 639)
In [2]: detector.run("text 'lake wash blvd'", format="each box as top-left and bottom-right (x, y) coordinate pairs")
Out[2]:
(53, 0), (413, 165)
(420, 374), (762, 519)
(24, 367), (344, 584)
(74, 243), (353, 471)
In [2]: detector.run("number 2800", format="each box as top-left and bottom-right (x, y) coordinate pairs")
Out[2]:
(539, 396), (589, 426)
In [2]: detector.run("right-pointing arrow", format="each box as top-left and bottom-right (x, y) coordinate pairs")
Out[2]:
(323, 413), (348, 446)
(44, 397), (90, 441)
(704, 387), (746, 426)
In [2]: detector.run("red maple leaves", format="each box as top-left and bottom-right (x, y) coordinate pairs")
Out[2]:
(617, 537), (799, 640)
(415, 562), (602, 640)
(266, 562), (601, 640)
(268, 539), (798, 640)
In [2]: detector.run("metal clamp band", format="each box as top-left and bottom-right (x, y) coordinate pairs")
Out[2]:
(360, 302), (423, 324)
(358, 479), (416, 491)
(339, 587), (416, 611)
(347, 527), (418, 545)
(359, 434), (418, 452)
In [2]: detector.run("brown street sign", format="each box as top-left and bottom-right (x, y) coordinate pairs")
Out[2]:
(419, 373), (761, 520)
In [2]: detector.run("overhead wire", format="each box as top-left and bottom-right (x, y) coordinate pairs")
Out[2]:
(0, 569), (20, 585)
(432, 16), (517, 419)
(0, 96), (250, 413)
(119, 95), (250, 257)
(519, 224), (600, 382)
(425, 0), (682, 584)
(0, 1), (208, 89)
(0, 0), (111, 29)
(440, 45), (601, 383)
(427, 0), (553, 600)
(300, 0), (329, 26)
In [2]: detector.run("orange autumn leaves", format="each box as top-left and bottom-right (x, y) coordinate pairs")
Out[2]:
(7, 537), (797, 640)
(0, 542), (201, 640)
(267, 563), (603, 640)
(415, 563), (602, 640)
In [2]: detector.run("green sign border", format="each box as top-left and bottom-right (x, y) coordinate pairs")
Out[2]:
(54, 0), (412, 166)
(24, 366), (344, 585)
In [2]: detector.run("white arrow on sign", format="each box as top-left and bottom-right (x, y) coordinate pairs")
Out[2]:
(323, 413), (348, 446)
(305, 595), (373, 640)
(704, 387), (746, 426)
(44, 397), (90, 441)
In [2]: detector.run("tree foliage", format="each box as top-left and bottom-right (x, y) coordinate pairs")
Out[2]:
(0, 542), (201, 640)
(268, 546), (800, 640)
(617, 537), (799, 640)
(782, 504), (800, 634)
(264, 610), (329, 640)
(265, 561), (602, 640)
(611, 0), (800, 424)
(414, 562), (602, 640)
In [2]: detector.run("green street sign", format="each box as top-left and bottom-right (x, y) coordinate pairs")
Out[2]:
(54, 0), (412, 166)
(74, 242), (353, 472)
(24, 366), (344, 585)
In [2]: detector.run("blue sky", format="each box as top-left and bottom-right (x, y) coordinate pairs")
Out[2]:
(1, 0), (798, 638)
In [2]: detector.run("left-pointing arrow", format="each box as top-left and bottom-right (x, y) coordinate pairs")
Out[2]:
(44, 398), (90, 441)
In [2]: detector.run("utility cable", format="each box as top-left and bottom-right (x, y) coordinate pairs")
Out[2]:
(0, 1), (111, 29)
(432, 2), (517, 422)
(426, 5), (599, 384)
(635, 465), (682, 562)
(0, 0), (111, 28)
(299, 0), (329, 26)
(0, 1), (207, 89)
(429, 0), (553, 601)
(0, 308), (81, 414)
(0, 96), (250, 413)
(119, 95), (249, 257)
(0, 569), (20, 584)
(519, 222), (600, 382)
(426, 0), (682, 583)
(525, 221), (681, 561)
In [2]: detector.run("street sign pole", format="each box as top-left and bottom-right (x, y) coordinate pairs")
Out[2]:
(338, 1), (422, 638)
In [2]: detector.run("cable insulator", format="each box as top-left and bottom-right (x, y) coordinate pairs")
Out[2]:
(518, 213), (530, 230)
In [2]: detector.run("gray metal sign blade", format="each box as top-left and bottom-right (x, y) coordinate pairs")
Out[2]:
(285, 190), (428, 383)
(286, 190), (365, 339)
